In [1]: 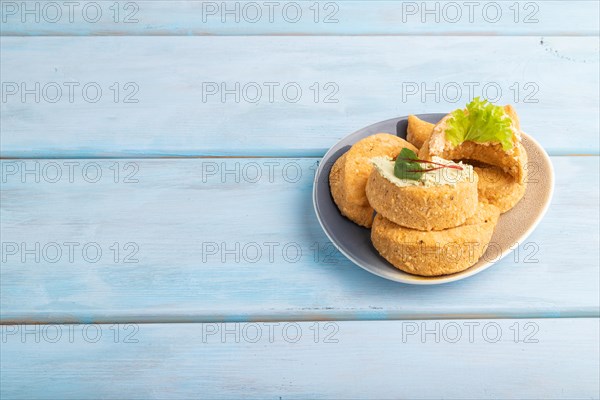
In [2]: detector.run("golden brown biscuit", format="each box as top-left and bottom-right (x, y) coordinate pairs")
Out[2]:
(420, 113), (528, 183)
(366, 161), (478, 231)
(474, 164), (526, 213)
(504, 105), (520, 130)
(329, 153), (375, 228)
(342, 133), (418, 207)
(407, 115), (435, 149)
(371, 202), (500, 276)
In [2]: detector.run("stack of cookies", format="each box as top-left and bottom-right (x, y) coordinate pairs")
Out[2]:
(329, 101), (528, 276)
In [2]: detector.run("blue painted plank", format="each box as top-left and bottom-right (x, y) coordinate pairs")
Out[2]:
(1, 319), (598, 399)
(1, 156), (598, 323)
(1, 36), (599, 158)
(1, 1), (598, 36)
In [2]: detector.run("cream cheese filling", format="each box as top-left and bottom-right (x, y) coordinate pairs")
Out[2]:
(371, 156), (474, 188)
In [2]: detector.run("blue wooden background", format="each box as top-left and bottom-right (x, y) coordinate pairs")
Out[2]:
(1, 1), (599, 399)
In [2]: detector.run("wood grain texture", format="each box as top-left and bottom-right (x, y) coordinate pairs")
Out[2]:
(1, 319), (599, 399)
(1, 36), (598, 158)
(1, 156), (598, 323)
(1, 1), (598, 36)
(2, 3), (597, 395)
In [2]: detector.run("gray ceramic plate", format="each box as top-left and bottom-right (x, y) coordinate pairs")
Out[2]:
(313, 113), (554, 284)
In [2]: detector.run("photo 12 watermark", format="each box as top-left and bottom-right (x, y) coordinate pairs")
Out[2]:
(398, 1), (539, 24)
(200, 322), (340, 344)
(199, 160), (306, 184)
(1, 161), (140, 184)
(400, 320), (540, 344)
(1, 241), (140, 264)
(400, 81), (540, 104)
(1, 324), (140, 344)
(1, 81), (140, 104)
(198, 1), (340, 24)
(1, 1), (140, 24)
(201, 81), (339, 104)
(198, 240), (540, 265)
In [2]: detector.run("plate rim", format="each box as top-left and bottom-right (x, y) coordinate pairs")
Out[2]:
(312, 114), (555, 285)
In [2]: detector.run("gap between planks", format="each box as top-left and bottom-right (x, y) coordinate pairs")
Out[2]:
(2, 310), (599, 326)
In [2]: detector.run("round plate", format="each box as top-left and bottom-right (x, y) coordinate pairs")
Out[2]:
(313, 114), (555, 284)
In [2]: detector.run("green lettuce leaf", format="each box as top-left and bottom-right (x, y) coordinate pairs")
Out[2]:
(445, 97), (514, 150)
